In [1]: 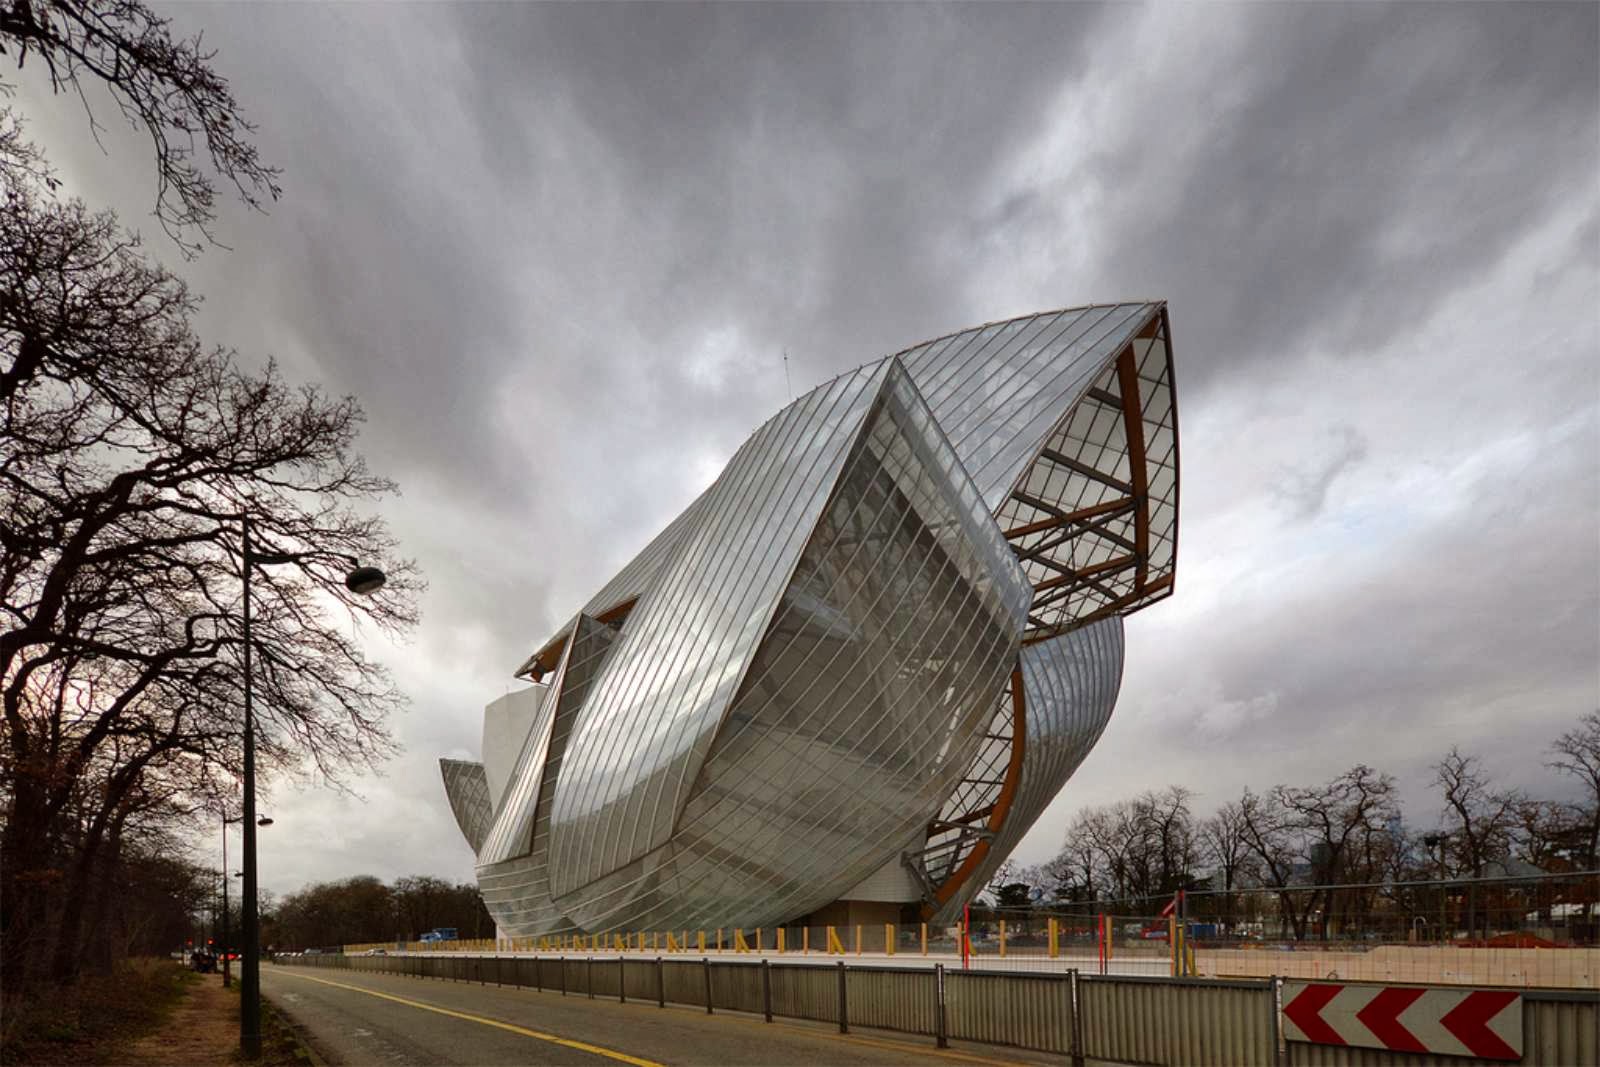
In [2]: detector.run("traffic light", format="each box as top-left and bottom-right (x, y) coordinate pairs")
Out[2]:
(206, 938), (214, 945)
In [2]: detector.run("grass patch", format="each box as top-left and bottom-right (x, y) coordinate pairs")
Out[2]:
(1, 958), (192, 1066)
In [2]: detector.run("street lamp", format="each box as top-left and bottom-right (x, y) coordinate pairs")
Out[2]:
(222, 813), (273, 988)
(239, 518), (385, 1059)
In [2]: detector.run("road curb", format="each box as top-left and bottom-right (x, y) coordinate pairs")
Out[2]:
(262, 990), (331, 1067)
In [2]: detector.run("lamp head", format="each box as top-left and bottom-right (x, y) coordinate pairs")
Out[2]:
(345, 565), (387, 596)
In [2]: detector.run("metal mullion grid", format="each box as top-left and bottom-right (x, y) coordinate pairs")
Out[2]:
(489, 630), (592, 870)
(581, 486), (713, 618)
(924, 681), (1016, 879)
(591, 388), (835, 847)
(494, 628), (600, 934)
(902, 316), (1044, 408)
(695, 447), (928, 767)
(1135, 339), (1178, 576)
(685, 405), (958, 782)
(939, 621), (1123, 918)
(696, 366), (1024, 772)
(554, 367), (885, 905)
(691, 498), (1018, 898)
(913, 316), (1059, 452)
(945, 305), (1150, 498)
(441, 760), (492, 852)
(925, 308), (1103, 450)
(882, 369), (1030, 625)
(479, 666), (565, 863)
(918, 683), (1019, 887)
(554, 368), (879, 892)
(603, 415), (1022, 931)
(631, 365), (895, 867)
(936, 686), (1016, 819)
(515, 623), (616, 859)
(989, 304), (1159, 528)
(748, 600), (1020, 927)
(934, 309), (1130, 493)
(1021, 411), (1138, 630)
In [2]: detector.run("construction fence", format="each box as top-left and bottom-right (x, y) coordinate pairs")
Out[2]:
(342, 915), (1598, 988)
(273, 951), (1598, 1066)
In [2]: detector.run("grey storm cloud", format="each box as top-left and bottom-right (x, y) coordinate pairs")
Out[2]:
(10, 1), (1595, 893)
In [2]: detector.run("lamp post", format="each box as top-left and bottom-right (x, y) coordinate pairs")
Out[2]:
(1423, 833), (1448, 944)
(222, 813), (272, 988)
(239, 517), (384, 1059)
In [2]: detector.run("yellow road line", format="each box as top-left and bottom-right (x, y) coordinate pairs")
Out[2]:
(278, 967), (1032, 1067)
(273, 970), (663, 1067)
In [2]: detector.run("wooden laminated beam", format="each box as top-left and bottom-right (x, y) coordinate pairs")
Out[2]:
(1021, 573), (1175, 644)
(1115, 334), (1153, 590)
(520, 595), (639, 680)
(925, 669), (1028, 913)
(1003, 496), (1135, 541)
(1031, 554), (1136, 593)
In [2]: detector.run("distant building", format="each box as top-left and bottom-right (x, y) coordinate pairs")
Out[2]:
(441, 302), (1181, 936)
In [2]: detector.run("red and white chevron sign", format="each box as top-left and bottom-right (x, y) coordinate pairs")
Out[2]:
(1283, 981), (1523, 1060)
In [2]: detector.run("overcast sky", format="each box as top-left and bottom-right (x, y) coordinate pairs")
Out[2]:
(14, 2), (1598, 897)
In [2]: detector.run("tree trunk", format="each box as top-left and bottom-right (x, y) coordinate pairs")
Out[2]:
(0, 776), (60, 986)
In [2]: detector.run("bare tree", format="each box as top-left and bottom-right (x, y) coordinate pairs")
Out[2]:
(1199, 800), (1259, 929)
(1433, 748), (1520, 877)
(1547, 712), (1600, 869)
(1, 150), (419, 983)
(1, 0), (279, 253)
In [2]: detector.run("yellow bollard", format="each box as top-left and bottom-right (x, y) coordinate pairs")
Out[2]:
(854, 925), (862, 955)
(717, 928), (723, 952)
(668, 932), (679, 953)
(803, 927), (810, 954)
(777, 928), (785, 954)
(698, 930), (706, 953)
(886, 923), (895, 956)
(1049, 917), (1059, 958)
(921, 922), (927, 956)
(999, 920), (1007, 958)
(734, 929), (751, 953)
(827, 926), (845, 955)
(756, 928), (763, 952)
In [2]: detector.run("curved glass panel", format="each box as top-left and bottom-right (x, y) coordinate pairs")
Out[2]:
(545, 361), (1030, 932)
(928, 616), (1125, 923)
(547, 363), (892, 898)
(449, 302), (1178, 937)
(439, 759), (493, 856)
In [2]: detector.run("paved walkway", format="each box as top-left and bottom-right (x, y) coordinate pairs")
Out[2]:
(263, 963), (1078, 1065)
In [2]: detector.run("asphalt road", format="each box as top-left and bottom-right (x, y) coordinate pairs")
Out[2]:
(262, 963), (1073, 1066)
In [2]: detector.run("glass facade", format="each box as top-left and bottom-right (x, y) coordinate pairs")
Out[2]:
(447, 302), (1181, 936)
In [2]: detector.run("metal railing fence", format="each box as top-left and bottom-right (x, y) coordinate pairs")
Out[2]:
(273, 951), (1598, 1065)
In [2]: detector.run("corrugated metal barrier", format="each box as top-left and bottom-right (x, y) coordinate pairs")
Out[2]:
(274, 952), (1597, 1065)
(846, 965), (938, 1037)
(1081, 974), (1275, 1066)
(946, 969), (1073, 1053)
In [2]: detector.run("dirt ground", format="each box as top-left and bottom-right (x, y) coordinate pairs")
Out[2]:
(118, 971), (307, 1066)
(120, 973), (240, 1066)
